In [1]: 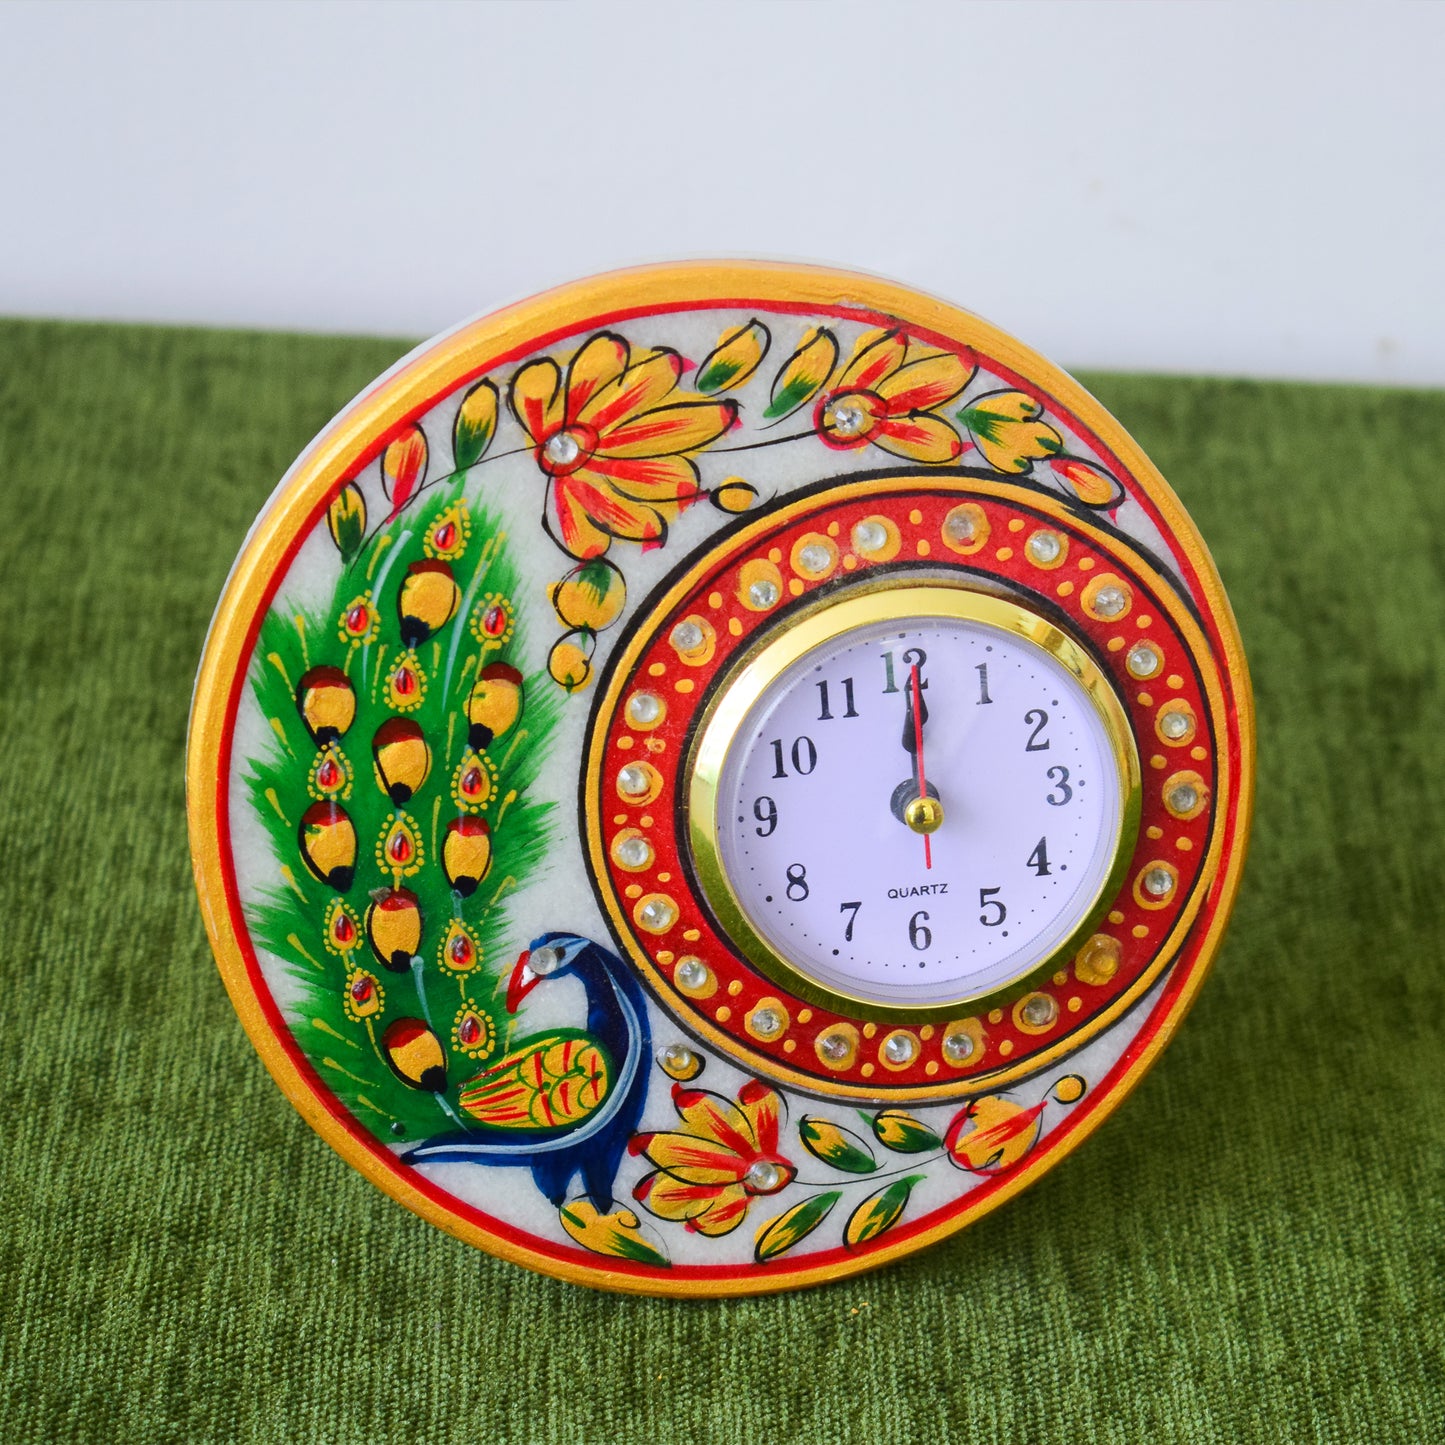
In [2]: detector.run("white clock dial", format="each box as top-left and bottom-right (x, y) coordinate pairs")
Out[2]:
(701, 591), (1132, 1009)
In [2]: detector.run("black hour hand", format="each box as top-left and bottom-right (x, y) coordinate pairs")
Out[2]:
(901, 687), (929, 754)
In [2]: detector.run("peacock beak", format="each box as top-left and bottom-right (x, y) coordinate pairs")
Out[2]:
(506, 951), (539, 1013)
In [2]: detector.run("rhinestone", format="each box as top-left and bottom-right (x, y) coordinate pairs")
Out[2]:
(818, 1032), (851, 1061)
(618, 764), (650, 796)
(853, 520), (888, 553)
(615, 836), (652, 869)
(830, 403), (866, 436)
(662, 1044), (696, 1074)
(1027, 531), (1062, 564)
(1022, 994), (1056, 1028)
(751, 1008), (782, 1036)
(639, 898), (675, 930)
(1144, 867), (1174, 897)
(944, 511), (976, 542)
(942, 1031), (975, 1062)
(670, 620), (705, 653)
(626, 692), (662, 725)
(1160, 710), (1191, 740)
(748, 578), (779, 608)
(798, 543), (832, 574)
(529, 946), (562, 976)
(744, 1159), (783, 1192)
(1093, 585), (1128, 617)
(675, 958), (707, 989)
(883, 1032), (916, 1064)
(1168, 783), (1200, 813)
(1127, 644), (1161, 678)
(543, 431), (580, 466)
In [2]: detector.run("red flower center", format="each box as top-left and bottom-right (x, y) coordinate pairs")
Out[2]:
(538, 424), (598, 477)
(816, 389), (886, 450)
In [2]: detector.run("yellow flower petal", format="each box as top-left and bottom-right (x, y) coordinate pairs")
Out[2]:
(585, 453), (700, 507)
(581, 349), (684, 431)
(639, 1130), (747, 1185)
(548, 471), (672, 557)
(596, 400), (736, 459)
(737, 1080), (782, 1156)
(634, 1170), (716, 1223)
(635, 1172), (751, 1235)
(692, 1185), (752, 1236)
(876, 350), (973, 411)
(672, 1086), (757, 1155)
(838, 328), (907, 391)
(564, 332), (630, 420)
(509, 357), (565, 444)
(874, 413), (965, 464)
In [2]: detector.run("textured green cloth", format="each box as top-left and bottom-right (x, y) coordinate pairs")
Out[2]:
(2, 318), (1441, 1444)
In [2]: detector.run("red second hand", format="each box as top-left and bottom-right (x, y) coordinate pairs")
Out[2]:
(911, 662), (931, 870)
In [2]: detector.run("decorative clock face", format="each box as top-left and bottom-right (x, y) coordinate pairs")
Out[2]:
(699, 588), (1135, 1012)
(188, 262), (1253, 1297)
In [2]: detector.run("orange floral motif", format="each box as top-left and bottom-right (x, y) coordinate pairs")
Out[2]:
(813, 329), (975, 464)
(509, 332), (738, 559)
(630, 1080), (794, 1236)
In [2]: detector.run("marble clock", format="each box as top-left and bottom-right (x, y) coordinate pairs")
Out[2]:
(188, 262), (1254, 1295)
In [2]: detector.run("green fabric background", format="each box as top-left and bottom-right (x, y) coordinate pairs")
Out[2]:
(2, 319), (1441, 1444)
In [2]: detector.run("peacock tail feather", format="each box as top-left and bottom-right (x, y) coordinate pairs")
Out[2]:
(242, 479), (559, 1146)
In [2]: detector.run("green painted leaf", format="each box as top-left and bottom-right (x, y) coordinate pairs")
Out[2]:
(799, 1117), (878, 1174)
(754, 1191), (841, 1263)
(869, 1109), (943, 1154)
(763, 375), (818, 420)
(844, 1175), (924, 1249)
(764, 327), (837, 420)
(452, 378), (498, 470)
(695, 319), (770, 395)
(559, 1204), (670, 1267)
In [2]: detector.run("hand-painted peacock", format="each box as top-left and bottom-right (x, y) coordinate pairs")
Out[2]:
(244, 409), (650, 1223)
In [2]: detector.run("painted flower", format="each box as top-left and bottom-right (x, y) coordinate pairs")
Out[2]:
(631, 1080), (794, 1236)
(813, 329), (975, 463)
(509, 332), (738, 559)
(943, 1094), (1045, 1174)
(955, 390), (1062, 474)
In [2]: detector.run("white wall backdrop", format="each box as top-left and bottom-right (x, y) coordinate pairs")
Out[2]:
(2, 0), (1442, 384)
